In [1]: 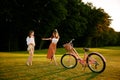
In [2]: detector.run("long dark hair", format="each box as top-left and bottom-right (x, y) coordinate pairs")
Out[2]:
(28, 30), (34, 38)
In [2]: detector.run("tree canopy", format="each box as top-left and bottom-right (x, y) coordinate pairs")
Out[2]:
(0, 0), (119, 51)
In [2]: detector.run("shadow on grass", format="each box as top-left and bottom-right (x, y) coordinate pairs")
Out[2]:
(40, 68), (67, 77)
(31, 67), (68, 79)
(66, 72), (99, 80)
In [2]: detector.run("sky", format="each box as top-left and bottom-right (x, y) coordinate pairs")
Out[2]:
(82, 0), (120, 32)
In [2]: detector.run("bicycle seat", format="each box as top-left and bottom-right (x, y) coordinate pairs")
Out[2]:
(83, 48), (90, 52)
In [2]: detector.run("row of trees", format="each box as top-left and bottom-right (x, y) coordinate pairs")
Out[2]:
(0, 0), (120, 51)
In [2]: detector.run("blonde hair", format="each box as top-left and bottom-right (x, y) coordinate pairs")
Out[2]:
(52, 29), (59, 39)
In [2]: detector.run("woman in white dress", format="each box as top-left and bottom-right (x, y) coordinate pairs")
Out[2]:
(26, 30), (35, 66)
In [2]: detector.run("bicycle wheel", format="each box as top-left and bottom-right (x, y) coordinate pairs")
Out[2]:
(61, 54), (77, 69)
(86, 52), (106, 73)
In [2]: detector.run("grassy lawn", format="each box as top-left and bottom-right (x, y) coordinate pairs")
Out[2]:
(0, 47), (120, 80)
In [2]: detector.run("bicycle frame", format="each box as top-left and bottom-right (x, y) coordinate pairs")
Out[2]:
(61, 39), (106, 73)
(63, 42), (88, 65)
(63, 40), (99, 66)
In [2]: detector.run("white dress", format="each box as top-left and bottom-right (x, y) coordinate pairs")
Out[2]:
(26, 36), (35, 51)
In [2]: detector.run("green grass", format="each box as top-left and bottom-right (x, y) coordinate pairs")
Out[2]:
(0, 47), (120, 80)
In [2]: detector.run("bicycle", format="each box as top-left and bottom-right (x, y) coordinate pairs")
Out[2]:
(61, 39), (106, 73)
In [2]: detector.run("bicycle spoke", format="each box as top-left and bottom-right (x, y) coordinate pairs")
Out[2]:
(61, 54), (77, 69)
(87, 53), (106, 73)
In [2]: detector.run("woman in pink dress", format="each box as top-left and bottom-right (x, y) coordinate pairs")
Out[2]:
(42, 29), (60, 65)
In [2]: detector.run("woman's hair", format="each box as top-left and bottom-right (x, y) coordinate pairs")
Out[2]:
(28, 30), (34, 38)
(52, 29), (59, 38)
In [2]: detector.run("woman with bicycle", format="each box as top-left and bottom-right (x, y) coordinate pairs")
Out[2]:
(42, 29), (60, 65)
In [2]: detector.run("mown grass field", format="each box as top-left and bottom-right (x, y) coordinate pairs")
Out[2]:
(0, 47), (120, 80)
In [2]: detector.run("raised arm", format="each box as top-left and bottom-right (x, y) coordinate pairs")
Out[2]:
(42, 38), (52, 40)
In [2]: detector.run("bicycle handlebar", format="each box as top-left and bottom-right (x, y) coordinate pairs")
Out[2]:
(69, 39), (75, 44)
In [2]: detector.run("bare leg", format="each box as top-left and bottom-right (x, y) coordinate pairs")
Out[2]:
(29, 52), (33, 65)
(50, 58), (53, 64)
(30, 48), (34, 65)
(53, 55), (58, 65)
(26, 49), (34, 66)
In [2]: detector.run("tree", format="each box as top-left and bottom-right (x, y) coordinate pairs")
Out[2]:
(79, 2), (112, 47)
(0, 0), (119, 51)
